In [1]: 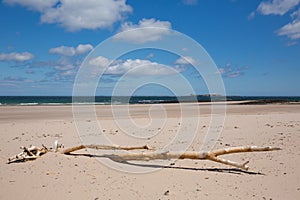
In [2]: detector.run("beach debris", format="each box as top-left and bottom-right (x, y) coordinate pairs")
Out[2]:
(7, 145), (48, 163)
(7, 141), (280, 170)
(60, 144), (154, 154)
(164, 190), (170, 195)
(53, 140), (64, 152)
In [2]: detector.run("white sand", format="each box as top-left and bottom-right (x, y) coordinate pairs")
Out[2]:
(0, 103), (299, 199)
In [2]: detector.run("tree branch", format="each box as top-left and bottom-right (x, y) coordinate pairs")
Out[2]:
(62, 145), (280, 170)
(61, 144), (154, 154)
(7, 142), (280, 171)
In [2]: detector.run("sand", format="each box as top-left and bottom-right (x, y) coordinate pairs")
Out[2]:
(0, 103), (299, 199)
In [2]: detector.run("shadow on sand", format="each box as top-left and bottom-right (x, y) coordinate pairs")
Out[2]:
(67, 153), (265, 175)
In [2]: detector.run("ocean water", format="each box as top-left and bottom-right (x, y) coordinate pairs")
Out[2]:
(0, 96), (299, 106)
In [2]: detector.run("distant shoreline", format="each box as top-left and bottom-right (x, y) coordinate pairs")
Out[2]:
(0, 96), (299, 106)
(0, 100), (300, 107)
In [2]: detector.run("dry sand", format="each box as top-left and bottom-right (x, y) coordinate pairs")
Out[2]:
(0, 103), (299, 199)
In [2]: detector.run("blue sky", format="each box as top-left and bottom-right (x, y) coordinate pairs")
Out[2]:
(0, 0), (299, 96)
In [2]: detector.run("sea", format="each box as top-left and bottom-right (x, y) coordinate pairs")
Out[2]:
(0, 96), (299, 106)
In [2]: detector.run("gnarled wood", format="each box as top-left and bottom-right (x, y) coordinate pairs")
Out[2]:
(76, 146), (279, 170)
(7, 141), (280, 171)
(7, 145), (48, 163)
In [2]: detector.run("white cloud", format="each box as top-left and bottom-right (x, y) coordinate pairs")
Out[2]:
(287, 40), (298, 45)
(226, 71), (243, 78)
(60, 70), (75, 76)
(254, 0), (300, 41)
(47, 44), (93, 80)
(182, 0), (198, 5)
(216, 68), (243, 78)
(146, 53), (154, 59)
(277, 8), (300, 39)
(114, 18), (172, 43)
(291, 7), (300, 18)
(89, 56), (185, 76)
(49, 44), (93, 56)
(49, 46), (76, 56)
(76, 44), (93, 54)
(248, 11), (256, 20)
(4, 0), (132, 31)
(0, 52), (34, 62)
(277, 20), (300, 39)
(216, 63), (247, 78)
(54, 65), (74, 71)
(257, 0), (300, 15)
(216, 68), (226, 75)
(3, 0), (57, 12)
(175, 56), (198, 65)
(89, 56), (111, 68)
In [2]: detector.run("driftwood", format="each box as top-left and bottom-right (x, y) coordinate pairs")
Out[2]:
(61, 144), (154, 154)
(7, 145), (48, 163)
(7, 141), (280, 171)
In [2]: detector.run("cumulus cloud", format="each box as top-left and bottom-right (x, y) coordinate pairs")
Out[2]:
(76, 44), (94, 54)
(3, 0), (132, 31)
(49, 44), (93, 56)
(257, 0), (300, 15)
(49, 46), (76, 57)
(277, 20), (300, 39)
(114, 18), (172, 43)
(46, 44), (93, 80)
(0, 52), (34, 62)
(89, 56), (185, 76)
(89, 56), (111, 68)
(175, 56), (198, 66)
(254, 0), (300, 41)
(277, 8), (300, 39)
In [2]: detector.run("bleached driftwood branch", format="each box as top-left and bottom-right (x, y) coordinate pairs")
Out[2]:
(7, 143), (152, 164)
(61, 144), (154, 154)
(7, 141), (280, 170)
(7, 145), (48, 163)
(64, 145), (279, 170)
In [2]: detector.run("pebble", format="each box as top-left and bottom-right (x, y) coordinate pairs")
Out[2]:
(164, 190), (170, 195)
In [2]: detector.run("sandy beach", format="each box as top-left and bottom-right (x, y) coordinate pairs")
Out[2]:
(0, 103), (299, 199)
